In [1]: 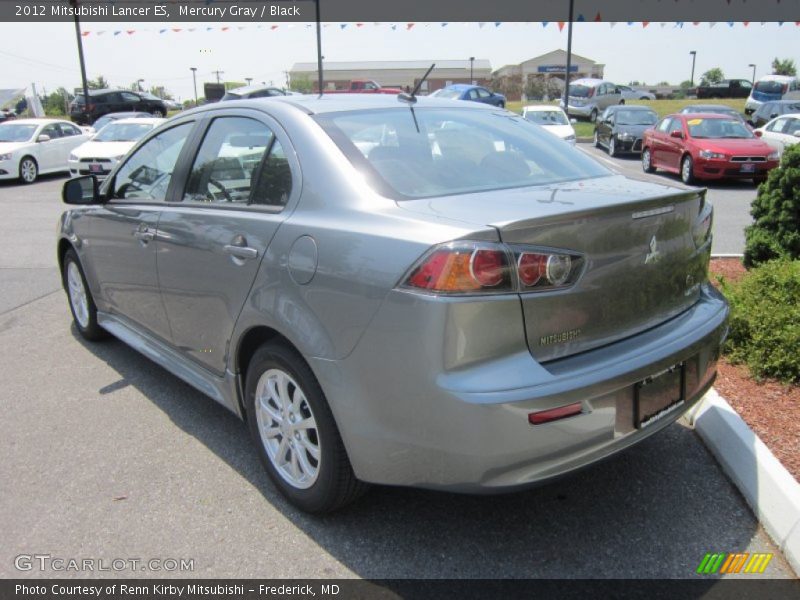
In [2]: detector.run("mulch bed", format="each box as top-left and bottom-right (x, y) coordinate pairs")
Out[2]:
(709, 257), (800, 483)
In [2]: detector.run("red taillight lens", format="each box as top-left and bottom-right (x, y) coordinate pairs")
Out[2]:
(529, 402), (583, 425)
(518, 253), (546, 286)
(404, 243), (512, 294)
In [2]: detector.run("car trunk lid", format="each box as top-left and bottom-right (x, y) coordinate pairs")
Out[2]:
(398, 175), (710, 362)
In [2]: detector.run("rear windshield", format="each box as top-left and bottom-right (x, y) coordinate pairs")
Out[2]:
(314, 107), (609, 200)
(0, 123), (36, 142)
(686, 118), (753, 139)
(616, 110), (658, 126)
(524, 110), (569, 126)
(434, 89), (462, 100)
(568, 85), (592, 98)
(755, 81), (788, 94)
(93, 122), (155, 142)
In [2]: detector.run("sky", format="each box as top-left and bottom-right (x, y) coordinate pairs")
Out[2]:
(1, 21), (797, 101)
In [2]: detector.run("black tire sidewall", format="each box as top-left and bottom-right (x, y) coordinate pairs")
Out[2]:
(63, 248), (106, 341)
(245, 342), (351, 513)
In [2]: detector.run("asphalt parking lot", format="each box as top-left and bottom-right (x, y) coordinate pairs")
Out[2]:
(0, 172), (794, 580)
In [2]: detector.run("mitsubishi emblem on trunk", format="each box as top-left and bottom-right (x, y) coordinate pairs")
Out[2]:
(645, 235), (661, 264)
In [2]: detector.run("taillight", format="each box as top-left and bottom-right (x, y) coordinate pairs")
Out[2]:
(528, 402), (583, 425)
(404, 242), (513, 294)
(401, 241), (582, 295)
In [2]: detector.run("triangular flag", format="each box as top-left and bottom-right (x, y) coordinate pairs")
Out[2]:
(576, 14), (585, 22)
(356, 22), (364, 27)
(594, 12), (602, 22)
(709, 22), (717, 28)
(114, 31), (121, 36)
(81, 31), (90, 36)
(542, 21), (549, 28)
(391, 24), (397, 30)
(743, 22), (749, 27)
(609, 22), (617, 28)
(340, 24), (347, 29)
(126, 30), (135, 35)
(557, 22), (565, 31)
(441, 23), (448, 27)
(642, 21), (649, 28)
(494, 22), (502, 27)
(172, 28), (181, 32)
(159, 28), (167, 34)
(221, 26), (229, 31)
(478, 22), (486, 28)
(406, 23), (415, 30)
(271, 25), (279, 30)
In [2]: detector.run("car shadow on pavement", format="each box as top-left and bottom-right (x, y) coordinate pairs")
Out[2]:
(0, 172), (69, 189)
(71, 328), (760, 581)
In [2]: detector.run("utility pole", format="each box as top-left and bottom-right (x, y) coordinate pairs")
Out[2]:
(469, 57), (475, 84)
(69, 0), (90, 123)
(213, 70), (224, 84)
(315, 0), (323, 95)
(283, 70), (290, 89)
(190, 67), (198, 105)
(689, 50), (697, 87)
(562, 0), (575, 110)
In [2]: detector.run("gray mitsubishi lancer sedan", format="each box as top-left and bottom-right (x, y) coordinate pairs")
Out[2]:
(57, 94), (728, 513)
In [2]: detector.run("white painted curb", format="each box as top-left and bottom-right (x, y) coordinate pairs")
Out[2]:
(685, 388), (800, 575)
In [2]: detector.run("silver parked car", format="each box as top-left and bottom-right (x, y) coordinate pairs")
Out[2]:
(58, 95), (728, 513)
(560, 78), (624, 122)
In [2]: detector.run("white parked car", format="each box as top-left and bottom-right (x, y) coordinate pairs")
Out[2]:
(521, 106), (577, 144)
(755, 113), (800, 156)
(69, 118), (163, 180)
(0, 119), (89, 183)
(617, 85), (656, 101)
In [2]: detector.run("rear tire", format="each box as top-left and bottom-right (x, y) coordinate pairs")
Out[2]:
(642, 148), (655, 173)
(62, 248), (107, 341)
(590, 109), (598, 123)
(245, 341), (368, 513)
(681, 155), (696, 185)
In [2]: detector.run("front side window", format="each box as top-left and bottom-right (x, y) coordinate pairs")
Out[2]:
(656, 118), (672, 133)
(182, 117), (283, 205)
(112, 122), (193, 201)
(120, 92), (141, 103)
(41, 124), (62, 139)
(476, 88), (491, 99)
(667, 119), (684, 135)
(315, 107), (609, 200)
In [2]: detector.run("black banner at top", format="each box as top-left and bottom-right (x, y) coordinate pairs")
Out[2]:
(2, 0), (800, 23)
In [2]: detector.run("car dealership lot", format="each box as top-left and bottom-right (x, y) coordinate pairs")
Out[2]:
(0, 176), (793, 579)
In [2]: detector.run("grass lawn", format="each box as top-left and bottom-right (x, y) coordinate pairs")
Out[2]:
(506, 98), (748, 139)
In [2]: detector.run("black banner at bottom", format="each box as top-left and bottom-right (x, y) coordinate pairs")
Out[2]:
(3, 579), (800, 600)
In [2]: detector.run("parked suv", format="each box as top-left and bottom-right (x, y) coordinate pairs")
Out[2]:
(560, 79), (623, 122)
(70, 89), (168, 125)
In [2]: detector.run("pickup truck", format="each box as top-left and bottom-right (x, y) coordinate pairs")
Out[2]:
(323, 80), (404, 94)
(695, 79), (753, 99)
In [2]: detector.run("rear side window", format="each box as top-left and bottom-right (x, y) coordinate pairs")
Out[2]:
(755, 81), (788, 94)
(182, 116), (290, 206)
(315, 107), (608, 200)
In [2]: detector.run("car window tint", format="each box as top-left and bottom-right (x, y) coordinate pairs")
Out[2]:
(58, 123), (81, 136)
(251, 139), (292, 207)
(657, 118), (672, 133)
(316, 107), (609, 200)
(41, 124), (62, 139)
(112, 122), (193, 201)
(766, 118), (786, 133)
(120, 92), (141, 103)
(667, 120), (683, 134)
(183, 117), (274, 205)
(477, 88), (491, 99)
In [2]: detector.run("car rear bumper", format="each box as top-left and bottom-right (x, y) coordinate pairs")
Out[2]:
(315, 284), (729, 492)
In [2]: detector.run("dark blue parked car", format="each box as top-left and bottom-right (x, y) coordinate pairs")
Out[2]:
(432, 84), (506, 108)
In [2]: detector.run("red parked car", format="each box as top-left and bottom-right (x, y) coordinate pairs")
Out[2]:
(641, 113), (780, 185)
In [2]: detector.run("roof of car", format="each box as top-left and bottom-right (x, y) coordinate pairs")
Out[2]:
(606, 105), (656, 111)
(1, 118), (66, 125)
(443, 84), (483, 91)
(682, 104), (737, 110)
(671, 113), (742, 120)
(522, 105), (566, 112)
(104, 117), (164, 126)
(99, 112), (152, 118)
(203, 93), (501, 115)
(226, 85), (285, 95)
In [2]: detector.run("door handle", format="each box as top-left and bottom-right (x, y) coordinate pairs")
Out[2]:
(133, 227), (155, 242)
(224, 244), (258, 260)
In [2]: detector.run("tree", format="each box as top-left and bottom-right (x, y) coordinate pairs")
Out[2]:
(679, 80), (694, 89)
(700, 68), (725, 85)
(289, 74), (313, 94)
(87, 75), (109, 90)
(41, 88), (72, 116)
(149, 85), (173, 100)
(771, 57), (797, 77)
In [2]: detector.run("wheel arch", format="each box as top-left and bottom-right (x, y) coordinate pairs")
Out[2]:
(57, 238), (75, 282)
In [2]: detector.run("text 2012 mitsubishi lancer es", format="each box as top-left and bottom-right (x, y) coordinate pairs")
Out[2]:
(58, 93), (728, 512)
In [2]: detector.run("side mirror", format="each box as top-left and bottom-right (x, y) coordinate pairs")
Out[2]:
(670, 130), (684, 139)
(63, 175), (101, 205)
(36, 134), (50, 143)
(754, 130), (763, 137)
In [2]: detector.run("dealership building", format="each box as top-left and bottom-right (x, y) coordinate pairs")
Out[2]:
(493, 50), (605, 101)
(289, 59), (493, 93)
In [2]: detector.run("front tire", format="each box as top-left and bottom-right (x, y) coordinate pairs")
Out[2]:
(593, 130), (600, 148)
(19, 156), (38, 184)
(608, 136), (618, 157)
(152, 109), (165, 118)
(589, 108), (599, 123)
(245, 342), (368, 513)
(63, 248), (107, 341)
(642, 148), (655, 173)
(681, 155), (696, 185)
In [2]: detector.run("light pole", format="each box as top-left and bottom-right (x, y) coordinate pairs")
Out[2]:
(748, 63), (756, 86)
(562, 0), (575, 110)
(469, 56), (475, 84)
(137, 79), (144, 92)
(689, 50), (697, 87)
(190, 67), (198, 106)
(245, 77), (253, 86)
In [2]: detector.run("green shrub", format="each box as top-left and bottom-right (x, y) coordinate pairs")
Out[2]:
(721, 259), (800, 383)
(744, 144), (800, 268)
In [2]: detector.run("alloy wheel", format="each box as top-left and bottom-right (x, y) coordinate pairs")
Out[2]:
(66, 261), (90, 328)
(20, 159), (37, 183)
(255, 368), (321, 489)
